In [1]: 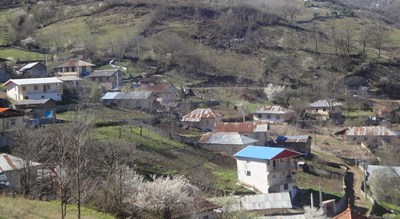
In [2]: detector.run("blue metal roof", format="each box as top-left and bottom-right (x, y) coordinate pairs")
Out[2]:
(234, 146), (285, 160)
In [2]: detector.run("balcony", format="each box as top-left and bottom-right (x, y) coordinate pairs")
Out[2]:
(268, 175), (295, 186)
(267, 164), (296, 173)
(22, 89), (61, 95)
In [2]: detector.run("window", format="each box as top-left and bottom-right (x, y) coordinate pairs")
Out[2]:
(24, 96), (29, 99)
(258, 114), (262, 118)
(41, 95), (45, 99)
(34, 85), (38, 90)
(10, 119), (16, 126)
(246, 160), (250, 164)
(47, 84), (50, 89)
(267, 160), (270, 165)
(254, 133), (260, 139)
(203, 216), (209, 219)
(266, 114), (271, 119)
(99, 77), (103, 82)
(246, 171), (251, 176)
(276, 115), (281, 120)
(22, 86), (26, 91)
(323, 108), (327, 111)
(284, 184), (288, 190)
(71, 67), (75, 72)
(272, 174), (276, 178)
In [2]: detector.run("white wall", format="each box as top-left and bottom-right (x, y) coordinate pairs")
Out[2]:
(7, 82), (62, 101)
(237, 158), (269, 193)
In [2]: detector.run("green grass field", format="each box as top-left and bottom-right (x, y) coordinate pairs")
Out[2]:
(0, 48), (51, 61)
(0, 196), (114, 219)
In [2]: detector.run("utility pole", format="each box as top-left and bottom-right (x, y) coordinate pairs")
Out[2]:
(311, 192), (314, 209)
(319, 182), (323, 207)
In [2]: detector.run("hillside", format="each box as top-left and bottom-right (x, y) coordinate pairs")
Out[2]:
(1, 0), (400, 98)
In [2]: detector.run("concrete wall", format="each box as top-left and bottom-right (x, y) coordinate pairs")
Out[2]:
(237, 158), (269, 193)
(7, 82), (63, 101)
(345, 135), (398, 148)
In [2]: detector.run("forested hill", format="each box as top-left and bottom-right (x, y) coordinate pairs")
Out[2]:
(1, 0), (400, 98)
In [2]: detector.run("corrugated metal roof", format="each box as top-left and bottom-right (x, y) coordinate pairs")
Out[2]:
(4, 77), (62, 86)
(102, 92), (120, 100)
(213, 121), (269, 133)
(253, 105), (294, 115)
(57, 76), (83, 81)
(198, 132), (258, 145)
(223, 192), (293, 211)
(182, 108), (222, 122)
(309, 100), (342, 108)
(102, 91), (153, 100)
(234, 146), (301, 160)
(14, 99), (54, 105)
(346, 126), (398, 136)
(276, 135), (311, 143)
(17, 62), (40, 72)
(0, 154), (41, 173)
(87, 69), (122, 78)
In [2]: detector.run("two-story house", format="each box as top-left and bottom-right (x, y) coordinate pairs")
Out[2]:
(14, 62), (47, 78)
(86, 69), (124, 89)
(306, 99), (343, 120)
(54, 59), (95, 77)
(344, 126), (399, 148)
(275, 135), (312, 156)
(234, 146), (302, 198)
(182, 108), (223, 131)
(253, 105), (295, 123)
(4, 78), (63, 102)
(213, 121), (269, 145)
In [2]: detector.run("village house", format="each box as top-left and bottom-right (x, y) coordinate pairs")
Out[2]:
(306, 99), (343, 120)
(253, 105), (295, 123)
(213, 121), (269, 145)
(4, 77), (63, 102)
(234, 146), (302, 198)
(198, 132), (258, 156)
(0, 108), (25, 148)
(0, 58), (10, 83)
(13, 98), (57, 121)
(14, 62), (47, 78)
(182, 108), (222, 131)
(333, 204), (369, 219)
(57, 76), (83, 99)
(275, 135), (312, 156)
(54, 59), (95, 77)
(86, 69), (124, 89)
(0, 153), (42, 189)
(101, 91), (156, 111)
(137, 82), (180, 106)
(344, 126), (399, 148)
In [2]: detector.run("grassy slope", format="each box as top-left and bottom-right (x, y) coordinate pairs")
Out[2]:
(0, 196), (114, 219)
(0, 48), (51, 61)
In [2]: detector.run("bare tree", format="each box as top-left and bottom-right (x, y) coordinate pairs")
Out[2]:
(135, 175), (200, 219)
(311, 23), (319, 53)
(338, 21), (355, 57)
(304, 206), (327, 219)
(370, 24), (386, 61)
(359, 28), (369, 59)
(280, 1), (300, 25)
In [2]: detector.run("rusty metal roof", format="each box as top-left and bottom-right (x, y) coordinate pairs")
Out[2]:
(213, 121), (269, 133)
(182, 108), (222, 122)
(198, 132), (258, 145)
(0, 154), (41, 173)
(253, 105), (294, 115)
(346, 126), (399, 136)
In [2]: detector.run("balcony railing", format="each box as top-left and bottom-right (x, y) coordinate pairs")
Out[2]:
(267, 164), (296, 173)
(268, 175), (295, 186)
(22, 89), (61, 95)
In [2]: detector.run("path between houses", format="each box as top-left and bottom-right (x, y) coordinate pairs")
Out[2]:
(347, 165), (372, 214)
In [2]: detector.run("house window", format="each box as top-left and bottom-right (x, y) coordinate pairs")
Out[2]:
(24, 96), (29, 99)
(284, 184), (288, 190)
(254, 133), (260, 139)
(386, 138), (391, 143)
(267, 160), (270, 165)
(71, 67), (75, 72)
(246, 171), (251, 176)
(272, 174), (276, 178)
(246, 160), (250, 164)
(47, 84), (51, 89)
(258, 114), (262, 118)
(276, 115), (281, 120)
(323, 108), (327, 111)
(266, 114), (271, 119)
(34, 85), (38, 90)
(280, 159), (284, 163)
(41, 95), (45, 99)
(22, 86), (26, 91)
(10, 119), (16, 126)
(203, 216), (209, 219)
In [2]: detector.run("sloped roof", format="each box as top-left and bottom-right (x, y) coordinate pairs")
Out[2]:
(309, 100), (343, 108)
(0, 154), (41, 173)
(0, 108), (9, 113)
(101, 91), (153, 100)
(17, 62), (42, 72)
(57, 59), (95, 67)
(367, 165), (400, 178)
(334, 205), (369, 219)
(182, 108), (222, 122)
(14, 99), (55, 106)
(4, 77), (62, 86)
(198, 132), (258, 145)
(87, 69), (123, 78)
(137, 82), (178, 93)
(276, 135), (311, 143)
(253, 105), (294, 114)
(216, 192), (292, 212)
(213, 121), (269, 133)
(346, 126), (398, 136)
(234, 146), (302, 160)
(57, 76), (83, 82)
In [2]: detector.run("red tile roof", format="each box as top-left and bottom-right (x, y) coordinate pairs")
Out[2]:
(334, 205), (369, 219)
(0, 108), (10, 113)
(57, 59), (95, 68)
(182, 108), (222, 122)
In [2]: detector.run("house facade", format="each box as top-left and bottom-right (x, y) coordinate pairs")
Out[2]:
(0, 58), (10, 83)
(344, 126), (399, 148)
(198, 132), (258, 156)
(15, 62), (47, 78)
(213, 121), (269, 145)
(306, 100), (343, 120)
(275, 135), (312, 155)
(54, 59), (95, 77)
(86, 69), (124, 89)
(101, 91), (156, 111)
(13, 99), (56, 124)
(253, 105), (295, 123)
(234, 146), (301, 198)
(182, 108), (222, 131)
(4, 78), (63, 102)
(0, 108), (25, 147)
(137, 82), (180, 106)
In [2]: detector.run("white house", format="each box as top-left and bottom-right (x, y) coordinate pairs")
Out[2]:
(306, 100), (343, 120)
(253, 105), (295, 123)
(4, 77), (63, 102)
(234, 146), (302, 198)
